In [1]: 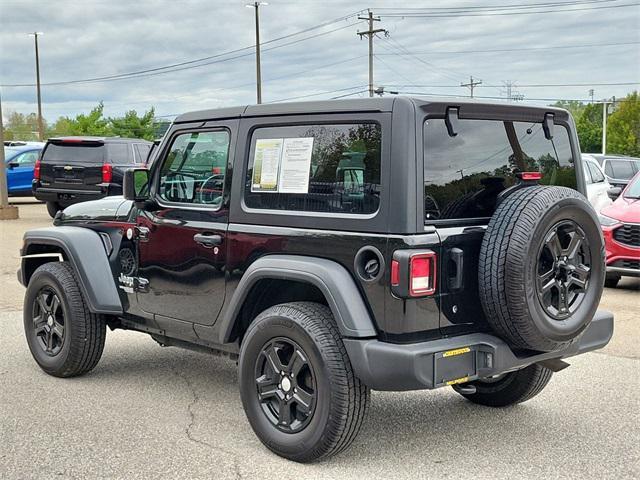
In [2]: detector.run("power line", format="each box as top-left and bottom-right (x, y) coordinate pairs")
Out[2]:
(377, 1), (639, 17)
(385, 81), (639, 88)
(265, 85), (368, 103)
(1, 13), (366, 88)
(374, 40), (640, 55)
(375, 0), (619, 11)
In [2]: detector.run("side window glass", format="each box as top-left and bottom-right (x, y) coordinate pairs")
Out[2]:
(158, 131), (229, 207)
(604, 161), (613, 177)
(107, 143), (130, 164)
(583, 162), (593, 184)
(15, 151), (39, 165)
(244, 123), (381, 214)
(134, 144), (151, 164)
(588, 162), (604, 183)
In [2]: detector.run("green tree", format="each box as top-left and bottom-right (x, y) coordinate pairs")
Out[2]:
(607, 91), (640, 156)
(47, 102), (111, 137)
(110, 107), (156, 141)
(576, 103), (603, 153)
(553, 100), (585, 120)
(4, 111), (44, 141)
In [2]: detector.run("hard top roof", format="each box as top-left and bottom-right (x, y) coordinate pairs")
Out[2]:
(174, 96), (571, 124)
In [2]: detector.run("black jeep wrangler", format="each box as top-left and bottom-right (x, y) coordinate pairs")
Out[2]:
(19, 98), (613, 462)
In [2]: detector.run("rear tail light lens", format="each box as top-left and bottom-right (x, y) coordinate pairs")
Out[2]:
(102, 164), (113, 183)
(390, 260), (400, 286)
(34, 159), (41, 181)
(409, 253), (436, 296)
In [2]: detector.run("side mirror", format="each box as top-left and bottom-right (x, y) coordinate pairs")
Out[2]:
(607, 187), (622, 201)
(8, 162), (19, 169)
(123, 168), (150, 202)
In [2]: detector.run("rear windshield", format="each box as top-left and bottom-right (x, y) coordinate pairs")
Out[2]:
(423, 118), (576, 222)
(604, 159), (638, 179)
(42, 143), (105, 164)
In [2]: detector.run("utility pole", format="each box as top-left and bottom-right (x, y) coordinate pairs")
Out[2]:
(0, 91), (19, 219)
(461, 75), (482, 98)
(589, 89), (594, 103)
(602, 99), (610, 155)
(28, 32), (44, 141)
(357, 10), (387, 98)
(246, 2), (268, 104)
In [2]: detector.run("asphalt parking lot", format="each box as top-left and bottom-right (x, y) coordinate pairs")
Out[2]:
(1, 200), (639, 479)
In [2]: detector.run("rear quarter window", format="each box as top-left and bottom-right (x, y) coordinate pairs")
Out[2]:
(106, 143), (131, 164)
(423, 118), (576, 222)
(244, 123), (382, 215)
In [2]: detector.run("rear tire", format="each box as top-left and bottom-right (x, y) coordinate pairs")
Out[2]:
(454, 364), (553, 407)
(604, 273), (620, 288)
(46, 201), (60, 218)
(238, 302), (369, 463)
(24, 262), (106, 377)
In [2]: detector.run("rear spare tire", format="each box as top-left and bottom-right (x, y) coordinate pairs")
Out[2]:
(479, 186), (604, 352)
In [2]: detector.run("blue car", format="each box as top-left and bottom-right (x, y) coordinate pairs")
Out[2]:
(4, 143), (44, 195)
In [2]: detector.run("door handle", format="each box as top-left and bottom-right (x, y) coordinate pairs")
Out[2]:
(449, 248), (464, 291)
(193, 233), (222, 248)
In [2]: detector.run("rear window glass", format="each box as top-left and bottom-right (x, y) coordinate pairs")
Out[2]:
(42, 143), (104, 164)
(604, 160), (636, 179)
(244, 123), (381, 215)
(423, 119), (575, 222)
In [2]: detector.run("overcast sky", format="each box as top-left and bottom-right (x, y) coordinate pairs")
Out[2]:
(1, 0), (638, 123)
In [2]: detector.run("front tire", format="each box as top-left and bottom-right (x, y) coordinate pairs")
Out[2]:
(454, 364), (553, 407)
(238, 302), (369, 463)
(24, 262), (106, 377)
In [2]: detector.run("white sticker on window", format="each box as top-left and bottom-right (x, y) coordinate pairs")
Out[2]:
(278, 137), (314, 194)
(251, 138), (283, 192)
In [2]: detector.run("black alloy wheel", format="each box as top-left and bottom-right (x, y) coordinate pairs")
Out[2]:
(32, 288), (65, 356)
(254, 337), (316, 434)
(536, 220), (592, 320)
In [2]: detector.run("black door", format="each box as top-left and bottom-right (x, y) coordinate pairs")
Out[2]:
(135, 126), (233, 326)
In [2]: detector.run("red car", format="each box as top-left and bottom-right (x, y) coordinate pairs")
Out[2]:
(599, 171), (640, 287)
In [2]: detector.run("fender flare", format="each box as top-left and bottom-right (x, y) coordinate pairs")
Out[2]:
(21, 226), (123, 315)
(219, 255), (377, 343)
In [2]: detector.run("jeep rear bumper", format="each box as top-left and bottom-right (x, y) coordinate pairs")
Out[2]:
(343, 310), (613, 391)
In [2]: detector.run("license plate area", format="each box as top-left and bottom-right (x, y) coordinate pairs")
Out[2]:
(434, 347), (477, 387)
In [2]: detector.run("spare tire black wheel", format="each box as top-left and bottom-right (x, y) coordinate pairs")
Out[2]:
(479, 186), (605, 352)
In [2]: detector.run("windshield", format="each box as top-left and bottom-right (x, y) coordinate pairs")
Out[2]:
(624, 174), (640, 199)
(42, 143), (105, 164)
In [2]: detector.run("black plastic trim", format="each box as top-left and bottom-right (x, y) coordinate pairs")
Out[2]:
(218, 254), (377, 343)
(344, 309), (613, 391)
(21, 226), (123, 315)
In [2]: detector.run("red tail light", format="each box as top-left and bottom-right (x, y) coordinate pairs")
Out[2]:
(409, 253), (437, 296)
(390, 249), (437, 298)
(102, 164), (113, 183)
(34, 158), (41, 181)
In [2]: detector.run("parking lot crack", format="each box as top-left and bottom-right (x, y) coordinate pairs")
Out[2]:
(178, 371), (243, 479)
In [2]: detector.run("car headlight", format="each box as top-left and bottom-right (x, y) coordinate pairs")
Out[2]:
(598, 213), (620, 226)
